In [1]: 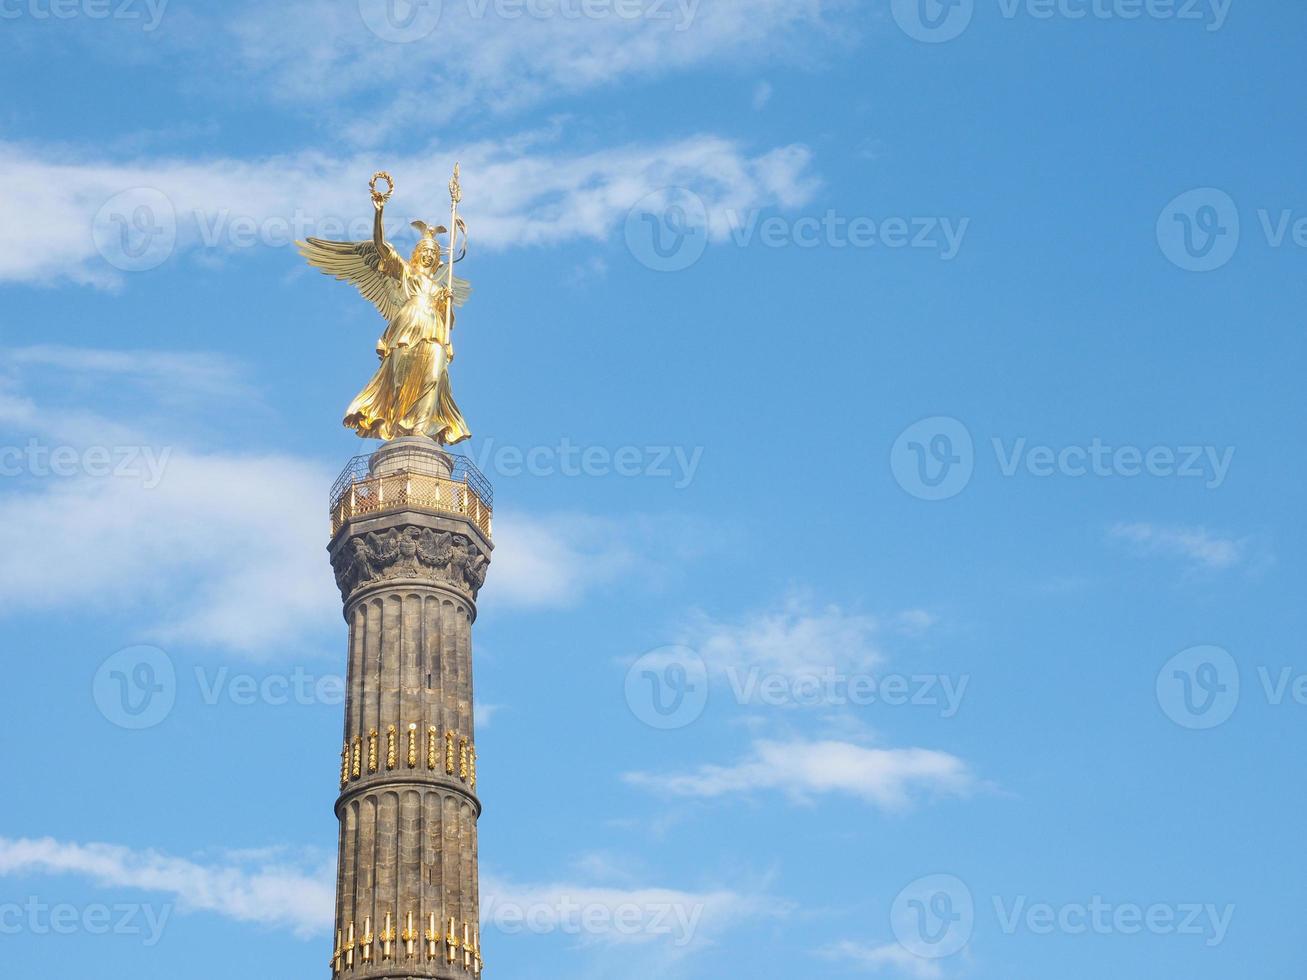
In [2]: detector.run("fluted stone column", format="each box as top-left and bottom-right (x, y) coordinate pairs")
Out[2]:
(328, 438), (492, 979)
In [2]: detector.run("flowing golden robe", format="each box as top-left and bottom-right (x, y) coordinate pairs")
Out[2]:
(344, 271), (469, 444)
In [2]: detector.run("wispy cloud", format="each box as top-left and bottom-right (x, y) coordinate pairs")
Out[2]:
(681, 595), (886, 681)
(1109, 521), (1256, 572)
(0, 346), (686, 653)
(481, 874), (780, 950)
(823, 939), (943, 978)
(0, 837), (333, 938)
(0, 835), (776, 955)
(228, 0), (851, 141)
(624, 738), (974, 811)
(0, 133), (817, 286)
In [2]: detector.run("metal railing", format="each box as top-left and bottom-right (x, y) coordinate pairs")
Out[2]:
(331, 451), (494, 538)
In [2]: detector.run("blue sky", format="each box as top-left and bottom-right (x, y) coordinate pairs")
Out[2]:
(1, 1), (1304, 978)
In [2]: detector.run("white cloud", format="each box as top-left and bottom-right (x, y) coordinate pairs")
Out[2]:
(486, 512), (642, 608)
(0, 442), (339, 655)
(481, 875), (779, 949)
(474, 701), (504, 727)
(681, 596), (885, 682)
(824, 940), (943, 979)
(752, 81), (774, 110)
(624, 738), (974, 811)
(0, 837), (333, 938)
(0, 133), (817, 286)
(0, 835), (774, 953)
(4, 345), (248, 399)
(229, 0), (851, 141)
(0, 347), (678, 653)
(1109, 522), (1251, 571)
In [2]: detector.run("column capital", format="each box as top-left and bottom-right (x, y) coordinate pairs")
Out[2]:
(329, 517), (491, 607)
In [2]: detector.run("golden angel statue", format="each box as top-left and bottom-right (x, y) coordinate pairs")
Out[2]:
(298, 169), (473, 445)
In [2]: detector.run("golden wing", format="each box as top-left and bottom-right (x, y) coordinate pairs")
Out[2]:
(437, 265), (474, 308)
(297, 238), (407, 322)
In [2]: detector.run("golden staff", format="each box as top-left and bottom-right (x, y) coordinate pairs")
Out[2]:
(445, 163), (462, 358)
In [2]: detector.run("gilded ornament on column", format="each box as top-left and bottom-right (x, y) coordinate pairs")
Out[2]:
(333, 929), (344, 974)
(352, 736), (362, 780)
(381, 912), (396, 960)
(445, 730), (456, 775)
(470, 746), (478, 791)
(361, 916), (374, 963)
(459, 737), (469, 780)
(346, 922), (356, 969)
(368, 728), (379, 774)
(340, 742), (349, 790)
(402, 910), (417, 958)
(425, 912), (439, 960)
(386, 724), (398, 770)
(446, 916), (459, 962)
(407, 722), (418, 768)
(428, 725), (438, 770)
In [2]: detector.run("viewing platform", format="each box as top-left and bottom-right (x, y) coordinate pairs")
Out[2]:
(330, 439), (493, 539)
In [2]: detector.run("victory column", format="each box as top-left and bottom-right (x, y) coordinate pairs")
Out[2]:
(300, 168), (493, 979)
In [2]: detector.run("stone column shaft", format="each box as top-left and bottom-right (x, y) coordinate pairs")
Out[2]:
(328, 440), (492, 979)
